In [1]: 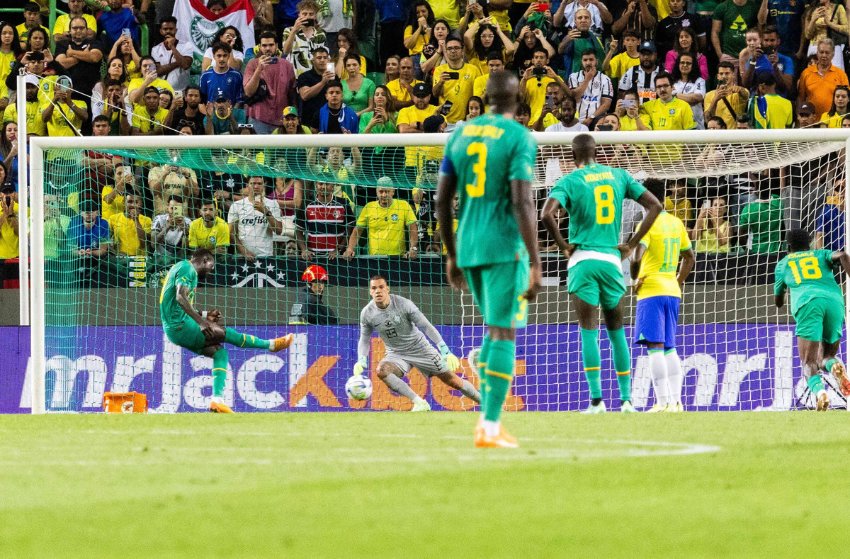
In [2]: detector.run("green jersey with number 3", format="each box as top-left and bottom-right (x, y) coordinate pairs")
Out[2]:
(774, 249), (844, 314)
(159, 259), (198, 328)
(443, 114), (537, 268)
(547, 163), (646, 257)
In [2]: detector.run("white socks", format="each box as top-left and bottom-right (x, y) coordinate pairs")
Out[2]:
(666, 350), (684, 404)
(649, 350), (670, 406)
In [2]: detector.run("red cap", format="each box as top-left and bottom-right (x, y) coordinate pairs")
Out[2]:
(302, 265), (329, 283)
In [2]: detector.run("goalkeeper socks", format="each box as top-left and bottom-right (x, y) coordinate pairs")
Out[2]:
(478, 336), (492, 415)
(648, 349), (670, 406)
(212, 347), (229, 398)
(459, 379), (481, 403)
(807, 373), (825, 395)
(665, 349), (684, 404)
(606, 327), (632, 402)
(224, 327), (273, 350)
(382, 374), (419, 401)
(581, 328), (603, 400)
(483, 339), (515, 423)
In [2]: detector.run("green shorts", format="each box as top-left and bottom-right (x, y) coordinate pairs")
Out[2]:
(463, 259), (529, 329)
(164, 317), (208, 354)
(568, 259), (626, 310)
(794, 297), (845, 344)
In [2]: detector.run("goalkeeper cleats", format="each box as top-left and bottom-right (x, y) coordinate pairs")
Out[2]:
(581, 401), (607, 414)
(830, 360), (850, 397)
(411, 398), (431, 412)
(620, 401), (637, 413)
(209, 401), (234, 414)
(816, 390), (830, 412)
(271, 334), (294, 352)
(645, 403), (668, 413)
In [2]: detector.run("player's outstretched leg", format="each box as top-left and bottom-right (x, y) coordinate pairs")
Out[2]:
(475, 329), (519, 448)
(664, 348), (685, 412)
(799, 338), (829, 411)
(436, 372), (481, 404)
(223, 327), (293, 352)
(823, 340), (850, 397)
(378, 363), (430, 411)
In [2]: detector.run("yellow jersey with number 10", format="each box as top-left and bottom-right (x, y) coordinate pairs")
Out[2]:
(636, 211), (692, 301)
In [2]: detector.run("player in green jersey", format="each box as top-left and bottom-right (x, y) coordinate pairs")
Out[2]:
(437, 71), (542, 448)
(541, 134), (662, 414)
(774, 229), (850, 411)
(160, 249), (293, 413)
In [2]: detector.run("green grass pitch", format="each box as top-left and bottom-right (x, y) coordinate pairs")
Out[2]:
(0, 412), (847, 558)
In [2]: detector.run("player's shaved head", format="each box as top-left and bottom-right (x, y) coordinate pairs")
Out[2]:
(572, 133), (597, 165)
(486, 70), (519, 114)
(787, 228), (811, 252)
(643, 179), (665, 201)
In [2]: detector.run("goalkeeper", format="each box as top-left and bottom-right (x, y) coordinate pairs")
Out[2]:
(353, 275), (480, 411)
(160, 249), (294, 413)
(775, 229), (850, 411)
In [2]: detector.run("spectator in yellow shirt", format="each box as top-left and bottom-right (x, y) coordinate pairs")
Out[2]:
(53, 0), (96, 43)
(343, 177), (419, 258)
(0, 185), (18, 259)
(433, 36), (482, 124)
(101, 165), (135, 221)
(41, 77), (88, 136)
(108, 191), (152, 256)
(131, 86), (169, 135)
(664, 179), (694, 229)
(386, 56), (421, 109)
(603, 29), (641, 81)
(189, 199), (231, 254)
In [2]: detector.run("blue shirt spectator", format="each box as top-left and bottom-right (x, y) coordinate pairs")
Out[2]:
(69, 212), (110, 252)
(98, 0), (139, 47)
(817, 195), (845, 252)
(200, 43), (244, 104)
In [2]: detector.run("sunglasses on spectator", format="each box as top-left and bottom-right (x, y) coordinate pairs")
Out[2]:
(238, 123), (254, 129)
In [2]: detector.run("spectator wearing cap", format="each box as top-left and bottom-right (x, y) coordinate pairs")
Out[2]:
(200, 42), (244, 106)
(797, 101), (819, 127)
(297, 47), (335, 130)
(343, 177), (419, 259)
(416, 114), (445, 184)
(131, 86), (169, 135)
(748, 72), (793, 129)
(68, 202), (110, 259)
(128, 56), (175, 113)
(243, 31), (297, 134)
(41, 76), (89, 136)
(282, 0), (328, 78)
(17, 3), (50, 50)
(289, 264), (338, 325)
(151, 16), (194, 92)
(611, 0), (657, 41)
(3, 75), (47, 136)
(98, 0), (140, 48)
(312, 79), (358, 133)
(433, 37), (482, 125)
(558, 7), (606, 75)
(521, 48), (566, 127)
(603, 29), (641, 83)
(295, 176), (355, 260)
(704, 61), (749, 128)
(740, 26), (794, 97)
(275, 106), (312, 134)
(798, 38), (850, 118)
(656, 0), (706, 58)
(54, 16), (104, 100)
(398, 82), (437, 180)
(618, 40), (661, 104)
(711, 0), (759, 68)
(567, 49), (613, 126)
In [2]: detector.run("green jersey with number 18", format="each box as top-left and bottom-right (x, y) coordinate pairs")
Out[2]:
(441, 114), (537, 268)
(774, 249), (844, 315)
(547, 163), (646, 257)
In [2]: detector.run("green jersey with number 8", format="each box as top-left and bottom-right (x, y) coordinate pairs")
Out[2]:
(774, 250), (844, 314)
(441, 114), (537, 268)
(547, 163), (646, 257)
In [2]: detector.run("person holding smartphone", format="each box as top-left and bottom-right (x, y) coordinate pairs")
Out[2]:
(244, 30), (297, 134)
(432, 36), (482, 124)
(152, 195), (192, 256)
(282, 0), (329, 77)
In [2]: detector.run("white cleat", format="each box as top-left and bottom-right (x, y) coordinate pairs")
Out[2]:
(645, 403), (668, 413)
(581, 401), (607, 414)
(411, 398), (431, 412)
(620, 401), (638, 413)
(667, 401), (684, 413)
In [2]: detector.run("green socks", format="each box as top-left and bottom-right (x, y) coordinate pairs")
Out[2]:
(824, 357), (841, 373)
(483, 339), (515, 422)
(807, 373), (825, 395)
(225, 327), (272, 349)
(212, 347), (229, 398)
(581, 328), (602, 399)
(478, 336), (492, 415)
(606, 327), (632, 402)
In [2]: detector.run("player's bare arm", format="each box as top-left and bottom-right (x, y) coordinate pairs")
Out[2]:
(436, 171), (465, 290)
(540, 198), (575, 259)
(511, 178), (541, 301)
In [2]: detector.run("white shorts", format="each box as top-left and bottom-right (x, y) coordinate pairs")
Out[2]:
(380, 347), (447, 377)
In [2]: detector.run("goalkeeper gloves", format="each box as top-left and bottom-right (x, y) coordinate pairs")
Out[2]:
(353, 357), (367, 377)
(438, 342), (460, 372)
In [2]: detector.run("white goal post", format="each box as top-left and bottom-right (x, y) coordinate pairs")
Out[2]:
(25, 129), (850, 413)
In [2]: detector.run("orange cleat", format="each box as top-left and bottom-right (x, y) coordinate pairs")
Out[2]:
(271, 334), (294, 352)
(474, 420), (519, 448)
(830, 361), (850, 397)
(209, 401), (235, 414)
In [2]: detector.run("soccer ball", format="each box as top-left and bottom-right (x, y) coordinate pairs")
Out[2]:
(468, 347), (481, 369)
(345, 375), (372, 401)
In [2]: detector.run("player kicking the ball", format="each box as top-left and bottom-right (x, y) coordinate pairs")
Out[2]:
(353, 275), (480, 411)
(160, 249), (293, 413)
(438, 71), (541, 448)
(775, 229), (850, 411)
(541, 134), (661, 414)
(630, 179), (695, 413)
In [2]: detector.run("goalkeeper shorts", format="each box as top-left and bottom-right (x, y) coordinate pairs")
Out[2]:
(380, 347), (447, 377)
(794, 297), (845, 344)
(164, 317), (209, 354)
(462, 259), (529, 329)
(567, 259), (626, 310)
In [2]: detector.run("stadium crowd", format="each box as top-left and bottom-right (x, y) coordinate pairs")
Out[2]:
(0, 0), (848, 287)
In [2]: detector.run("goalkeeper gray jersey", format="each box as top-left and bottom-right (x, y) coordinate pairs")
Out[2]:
(359, 295), (443, 357)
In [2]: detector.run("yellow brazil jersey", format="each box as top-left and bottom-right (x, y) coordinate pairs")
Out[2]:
(821, 111), (845, 128)
(132, 106), (169, 134)
(188, 217), (230, 250)
(53, 13), (97, 37)
(386, 78), (422, 106)
(434, 62), (482, 123)
(403, 25), (427, 55)
(108, 212), (152, 256)
(636, 212), (692, 301)
(128, 77), (174, 112)
(398, 104), (438, 165)
(524, 75), (555, 126)
(3, 101), (48, 136)
(541, 112), (559, 130)
(608, 52), (640, 80)
(473, 73), (489, 99)
(640, 97), (695, 131)
(41, 99), (87, 136)
(703, 89), (747, 129)
(101, 185), (125, 220)
(664, 197), (693, 227)
(434, 217), (458, 255)
(0, 50), (15, 100)
(0, 202), (19, 259)
(619, 114), (638, 131)
(355, 198), (417, 256)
